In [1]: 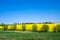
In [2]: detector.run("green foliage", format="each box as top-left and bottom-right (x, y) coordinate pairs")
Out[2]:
(1, 23), (8, 31)
(56, 25), (60, 32)
(8, 25), (15, 31)
(41, 25), (49, 32)
(22, 23), (35, 24)
(42, 22), (54, 24)
(13, 23), (16, 31)
(32, 24), (37, 32)
(22, 24), (26, 31)
(53, 26), (56, 32)
(3, 25), (8, 31)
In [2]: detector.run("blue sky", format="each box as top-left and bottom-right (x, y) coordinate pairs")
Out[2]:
(0, 0), (60, 24)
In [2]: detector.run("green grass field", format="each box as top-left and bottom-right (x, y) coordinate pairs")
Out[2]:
(0, 31), (60, 40)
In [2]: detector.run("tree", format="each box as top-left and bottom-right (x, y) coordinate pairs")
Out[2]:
(1, 23), (8, 31)
(41, 25), (49, 32)
(53, 26), (56, 32)
(13, 23), (16, 31)
(42, 22), (54, 24)
(22, 24), (26, 31)
(32, 24), (37, 32)
(56, 25), (60, 32)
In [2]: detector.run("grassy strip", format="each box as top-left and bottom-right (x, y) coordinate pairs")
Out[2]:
(0, 31), (60, 40)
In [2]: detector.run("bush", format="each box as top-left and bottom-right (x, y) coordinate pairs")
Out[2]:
(56, 25), (60, 32)
(53, 26), (56, 32)
(13, 24), (16, 31)
(1, 23), (8, 31)
(8, 25), (14, 31)
(3, 25), (8, 31)
(41, 25), (49, 32)
(32, 24), (37, 32)
(22, 24), (26, 31)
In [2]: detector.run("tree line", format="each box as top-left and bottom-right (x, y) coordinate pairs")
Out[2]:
(0, 23), (60, 32)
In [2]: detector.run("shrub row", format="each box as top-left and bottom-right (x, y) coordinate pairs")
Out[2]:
(1, 24), (60, 32)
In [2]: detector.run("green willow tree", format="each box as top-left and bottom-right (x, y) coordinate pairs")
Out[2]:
(42, 25), (49, 32)
(32, 24), (37, 32)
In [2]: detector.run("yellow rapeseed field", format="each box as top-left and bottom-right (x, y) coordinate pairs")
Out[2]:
(16, 24), (22, 30)
(0, 24), (60, 32)
(0, 26), (3, 29)
(26, 24), (33, 31)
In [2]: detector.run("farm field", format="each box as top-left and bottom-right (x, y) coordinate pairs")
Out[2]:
(0, 31), (60, 40)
